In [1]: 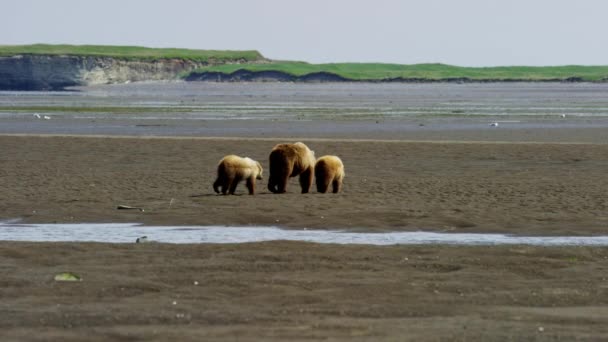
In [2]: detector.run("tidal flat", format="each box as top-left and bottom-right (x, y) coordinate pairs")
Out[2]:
(1, 82), (608, 341)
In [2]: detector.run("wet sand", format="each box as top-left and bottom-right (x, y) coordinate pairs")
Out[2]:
(2, 241), (608, 341)
(2, 134), (608, 235)
(2, 133), (608, 340)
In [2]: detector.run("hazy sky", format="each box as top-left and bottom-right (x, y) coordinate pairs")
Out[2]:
(3, 0), (607, 66)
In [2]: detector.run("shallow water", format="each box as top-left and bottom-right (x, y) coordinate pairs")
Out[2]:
(2, 82), (608, 139)
(3, 82), (608, 118)
(1, 222), (608, 246)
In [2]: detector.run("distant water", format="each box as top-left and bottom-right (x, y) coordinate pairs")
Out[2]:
(3, 82), (608, 120)
(1, 222), (608, 246)
(2, 82), (608, 140)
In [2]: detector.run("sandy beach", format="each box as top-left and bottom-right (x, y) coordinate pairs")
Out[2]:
(1, 132), (608, 340)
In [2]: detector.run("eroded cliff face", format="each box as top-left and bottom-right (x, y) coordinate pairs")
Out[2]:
(0, 55), (213, 90)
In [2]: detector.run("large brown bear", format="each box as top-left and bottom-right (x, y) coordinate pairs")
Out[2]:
(315, 155), (345, 193)
(268, 142), (316, 193)
(213, 155), (263, 195)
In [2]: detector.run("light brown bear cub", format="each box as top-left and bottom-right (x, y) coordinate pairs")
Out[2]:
(315, 155), (345, 193)
(213, 155), (263, 195)
(268, 142), (316, 193)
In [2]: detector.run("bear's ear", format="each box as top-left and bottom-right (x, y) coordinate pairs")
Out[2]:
(311, 150), (315, 156)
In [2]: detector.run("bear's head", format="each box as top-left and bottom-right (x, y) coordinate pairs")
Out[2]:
(255, 161), (263, 180)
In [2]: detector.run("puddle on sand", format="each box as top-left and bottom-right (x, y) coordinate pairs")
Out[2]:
(1, 222), (608, 246)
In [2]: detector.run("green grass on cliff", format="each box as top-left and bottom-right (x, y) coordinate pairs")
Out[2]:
(0, 44), (264, 63)
(192, 62), (608, 81)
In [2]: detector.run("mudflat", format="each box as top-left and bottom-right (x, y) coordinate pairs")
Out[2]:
(1, 134), (608, 341)
(2, 135), (608, 235)
(2, 241), (608, 341)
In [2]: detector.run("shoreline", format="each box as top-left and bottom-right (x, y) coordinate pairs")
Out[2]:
(3, 120), (608, 144)
(2, 132), (607, 145)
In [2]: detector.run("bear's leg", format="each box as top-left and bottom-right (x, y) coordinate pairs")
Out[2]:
(221, 172), (234, 195)
(332, 178), (342, 193)
(228, 176), (242, 195)
(274, 163), (293, 193)
(277, 172), (289, 193)
(316, 175), (330, 193)
(299, 167), (314, 194)
(270, 165), (291, 193)
(267, 177), (276, 193)
(213, 177), (222, 194)
(221, 178), (231, 195)
(213, 164), (226, 194)
(246, 176), (256, 195)
(315, 167), (329, 193)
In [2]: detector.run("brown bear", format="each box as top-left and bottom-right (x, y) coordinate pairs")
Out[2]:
(213, 155), (263, 195)
(315, 155), (345, 193)
(267, 142), (316, 193)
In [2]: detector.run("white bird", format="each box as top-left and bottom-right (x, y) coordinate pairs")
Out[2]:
(490, 122), (499, 127)
(560, 114), (566, 118)
(43, 115), (51, 120)
(33, 113), (41, 119)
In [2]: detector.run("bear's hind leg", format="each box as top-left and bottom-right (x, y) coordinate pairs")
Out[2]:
(270, 166), (291, 193)
(299, 167), (314, 194)
(213, 165), (226, 194)
(268, 163), (290, 193)
(315, 166), (329, 193)
(221, 173), (233, 195)
(268, 177), (277, 193)
(332, 178), (342, 193)
(275, 163), (293, 193)
(213, 177), (222, 194)
(316, 175), (330, 193)
(221, 179), (231, 195)
(228, 176), (242, 195)
(277, 172), (289, 193)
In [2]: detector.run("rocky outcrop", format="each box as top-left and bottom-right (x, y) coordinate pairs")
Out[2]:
(0, 55), (247, 90)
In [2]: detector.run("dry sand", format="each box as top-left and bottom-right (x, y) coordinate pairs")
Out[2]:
(1, 134), (608, 341)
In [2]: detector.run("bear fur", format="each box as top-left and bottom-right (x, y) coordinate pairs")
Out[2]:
(315, 155), (345, 193)
(267, 142), (316, 193)
(213, 155), (263, 195)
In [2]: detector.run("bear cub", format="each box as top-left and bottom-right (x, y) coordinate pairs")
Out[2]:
(213, 155), (263, 195)
(315, 155), (345, 193)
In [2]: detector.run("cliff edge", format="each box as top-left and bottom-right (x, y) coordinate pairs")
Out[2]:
(0, 45), (266, 90)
